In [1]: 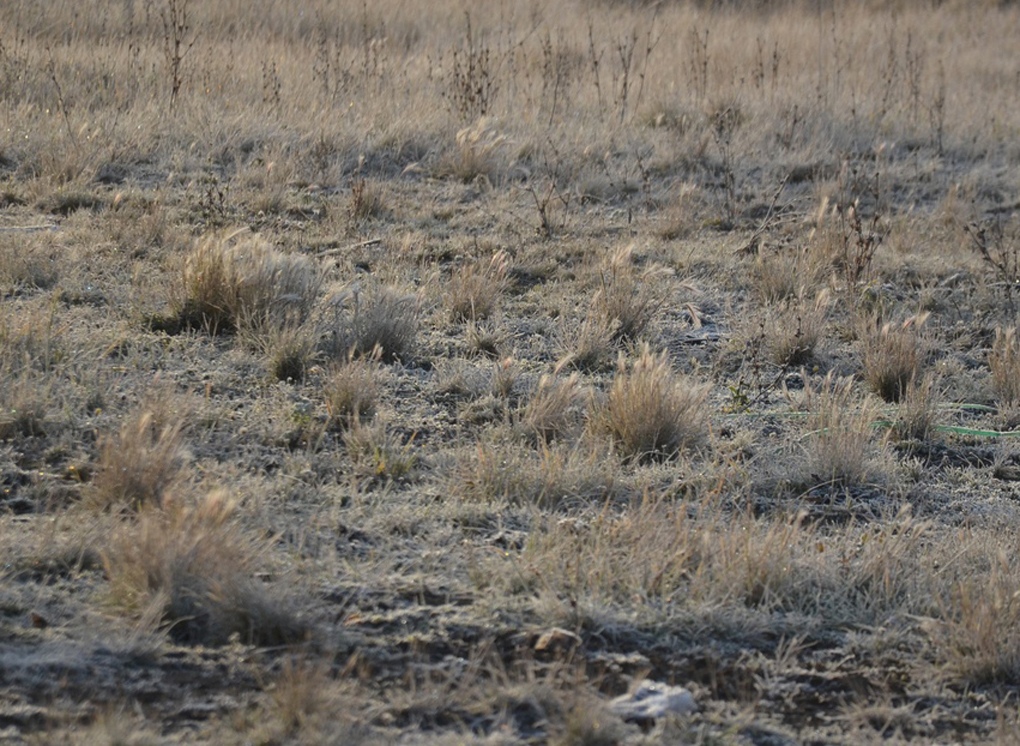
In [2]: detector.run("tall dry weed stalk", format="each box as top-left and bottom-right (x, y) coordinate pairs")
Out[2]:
(159, 0), (196, 113)
(446, 12), (499, 120)
(966, 218), (1020, 314)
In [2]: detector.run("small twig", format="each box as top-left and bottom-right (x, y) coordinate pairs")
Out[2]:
(316, 238), (381, 257)
(0, 224), (60, 233)
(734, 174), (790, 256)
(45, 47), (76, 146)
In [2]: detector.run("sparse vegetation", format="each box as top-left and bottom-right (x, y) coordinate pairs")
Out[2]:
(5, 1), (1020, 742)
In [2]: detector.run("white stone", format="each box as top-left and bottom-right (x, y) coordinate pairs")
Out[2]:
(609, 680), (697, 722)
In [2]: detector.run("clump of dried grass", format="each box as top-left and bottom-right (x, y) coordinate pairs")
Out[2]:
(0, 233), (60, 291)
(102, 490), (306, 646)
(440, 116), (507, 184)
(454, 440), (617, 509)
(268, 657), (343, 740)
(520, 496), (935, 633)
(90, 407), (189, 511)
(343, 420), (419, 483)
(799, 373), (886, 488)
(176, 228), (321, 335)
(517, 369), (584, 445)
(592, 244), (661, 342)
(754, 249), (826, 305)
(930, 533), (1020, 687)
(324, 355), (380, 430)
(891, 373), (940, 442)
(989, 326), (1020, 410)
(598, 345), (709, 461)
(559, 313), (617, 373)
(766, 290), (829, 366)
(323, 282), (419, 363)
(0, 365), (51, 440)
(860, 313), (929, 403)
(446, 250), (510, 322)
(261, 321), (318, 383)
(465, 319), (503, 358)
(347, 176), (387, 225)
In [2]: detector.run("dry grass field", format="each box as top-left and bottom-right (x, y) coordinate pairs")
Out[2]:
(4, 0), (1020, 742)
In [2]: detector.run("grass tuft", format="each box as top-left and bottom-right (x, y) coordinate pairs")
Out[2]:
(343, 420), (419, 483)
(799, 373), (885, 488)
(446, 250), (511, 322)
(175, 228), (321, 335)
(517, 370), (584, 445)
(766, 290), (829, 366)
(102, 490), (306, 646)
(860, 313), (928, 403)
(90, 406), (189, 512)
(454, 440), (618, 509)
(324, 355), (380, 430)
(323, 282), (419, 363)
(599, 345), (709, 461)
(592, 244), (661, 342)
(989, 326), (1020, 411)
